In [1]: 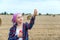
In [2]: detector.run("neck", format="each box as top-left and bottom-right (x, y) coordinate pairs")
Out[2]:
(17, 23), (23, 27)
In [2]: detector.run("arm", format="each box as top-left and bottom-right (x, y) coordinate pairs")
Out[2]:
(26, 16), (35, 30)
(8, 28), (19, 40)
(26, 9), (37, 30)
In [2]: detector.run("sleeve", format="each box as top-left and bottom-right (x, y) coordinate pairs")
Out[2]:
(8, 28), (19, 40)
(25, 16), (36, 30)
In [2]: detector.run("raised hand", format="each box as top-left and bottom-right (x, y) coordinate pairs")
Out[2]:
(33, 9), (38, 16)
(18, 30), (23, 38)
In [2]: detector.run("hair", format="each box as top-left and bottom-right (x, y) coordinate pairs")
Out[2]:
(12, 13), (22, 24)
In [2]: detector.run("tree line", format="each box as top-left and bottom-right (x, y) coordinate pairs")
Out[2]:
(0, 11), (60, 16)
(0, 11), (41, 15)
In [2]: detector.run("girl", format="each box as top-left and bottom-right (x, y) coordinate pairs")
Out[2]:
(8, 9), (37, 40)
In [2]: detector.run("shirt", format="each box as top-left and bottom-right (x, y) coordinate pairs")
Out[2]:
(15, 26), (23, 40)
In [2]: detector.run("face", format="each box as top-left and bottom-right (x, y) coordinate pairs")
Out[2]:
(16, 14), (23, 24)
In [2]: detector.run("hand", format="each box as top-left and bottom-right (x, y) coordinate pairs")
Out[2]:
(18, 32), (23, 38)
(34, 9), (38, 16)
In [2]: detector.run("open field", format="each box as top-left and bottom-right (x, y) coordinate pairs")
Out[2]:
(0, 15), (60, 40)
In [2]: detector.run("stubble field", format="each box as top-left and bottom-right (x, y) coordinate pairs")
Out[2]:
(0, 15), (60, 40)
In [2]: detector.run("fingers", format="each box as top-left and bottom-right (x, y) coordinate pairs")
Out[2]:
(18, 33), (23, 38)
(34, 9), (37, 16)
(34, 9), (37, 13)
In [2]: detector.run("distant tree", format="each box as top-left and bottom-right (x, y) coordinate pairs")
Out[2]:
(46, 13), (51, 16)
(4, 11), (8, 15)
(22, 13), (25, 16)
(46, 13), (49, 15)
(39, 13), (41, 15)
(0, 13), (4, 15)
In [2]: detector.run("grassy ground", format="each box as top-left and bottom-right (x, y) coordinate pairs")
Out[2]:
(0, 15), (60, 40)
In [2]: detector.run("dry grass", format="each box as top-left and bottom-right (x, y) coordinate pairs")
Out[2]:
(0, 15), (60, 40)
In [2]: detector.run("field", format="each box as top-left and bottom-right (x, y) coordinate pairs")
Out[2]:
(0, 15), (60, 40)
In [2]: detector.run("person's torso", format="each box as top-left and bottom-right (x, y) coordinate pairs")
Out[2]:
(15, 25), (23, 40)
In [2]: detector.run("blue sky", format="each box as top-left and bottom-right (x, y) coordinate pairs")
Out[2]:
(0, 0), (60, 14)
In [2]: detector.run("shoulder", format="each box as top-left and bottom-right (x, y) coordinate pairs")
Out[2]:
(10, 27), (14, 30)
(9, 25), (16, 32)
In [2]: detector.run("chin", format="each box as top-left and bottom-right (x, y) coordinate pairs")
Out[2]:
(19, 22), (23, 24)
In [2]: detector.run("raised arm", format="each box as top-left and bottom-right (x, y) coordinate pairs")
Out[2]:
(25, 9), (37, 30)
